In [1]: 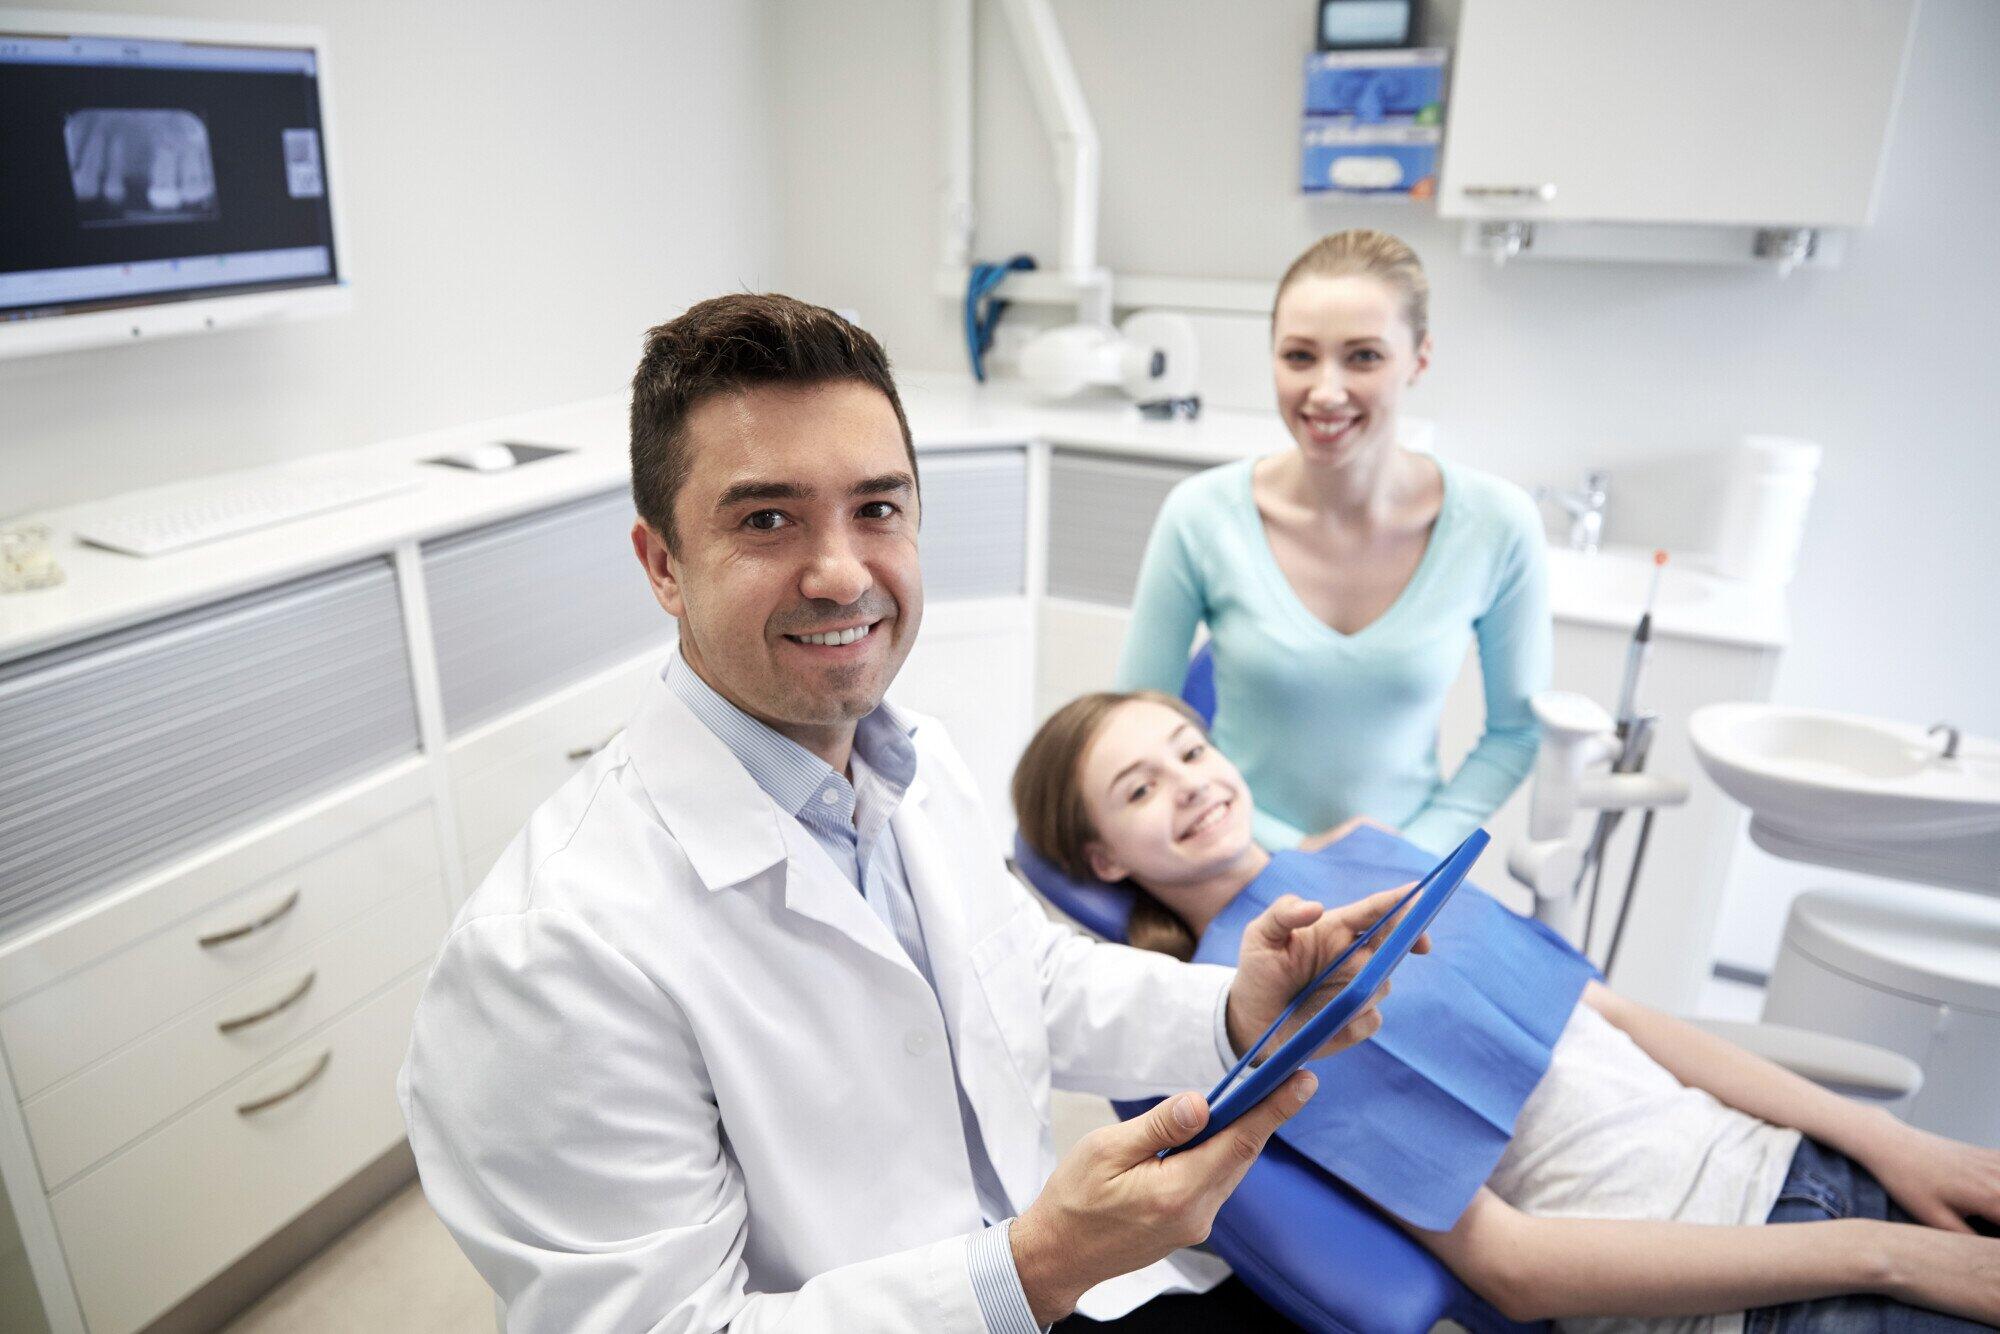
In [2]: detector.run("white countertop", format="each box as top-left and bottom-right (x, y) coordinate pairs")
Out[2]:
(0, 374), (1789, 660)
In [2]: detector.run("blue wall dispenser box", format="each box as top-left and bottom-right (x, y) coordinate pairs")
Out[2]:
(1301, 120), (1440, 197)
(1304, 47), (1447, 124)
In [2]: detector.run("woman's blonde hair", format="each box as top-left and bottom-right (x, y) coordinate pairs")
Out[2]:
(1011, 690), (1208, 962)
(1273, 228), (1429, 346)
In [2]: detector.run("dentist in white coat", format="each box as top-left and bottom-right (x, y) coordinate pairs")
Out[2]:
(398, 294), (1418, 1332)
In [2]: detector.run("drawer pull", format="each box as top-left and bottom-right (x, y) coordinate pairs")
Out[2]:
(236, 1050), (332, 1116)
(216, 969), (318, 1035)
(567, 731), (619, 762)
(1463, 183), (1557, 202)
(198, 889), (302, 949)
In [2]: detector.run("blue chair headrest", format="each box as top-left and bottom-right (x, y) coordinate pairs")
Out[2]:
(1012, 642), (1214, 940)
(1011, 832), (1138, 942)
(1182, 640), (1217, 726)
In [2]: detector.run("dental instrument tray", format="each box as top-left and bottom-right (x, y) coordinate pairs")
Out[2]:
(1177, 828), (1488, 1151)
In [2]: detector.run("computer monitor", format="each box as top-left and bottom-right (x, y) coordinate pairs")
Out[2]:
(0, 10), (351, 360)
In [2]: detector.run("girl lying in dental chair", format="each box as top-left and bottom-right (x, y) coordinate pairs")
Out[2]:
(1011, 690), (2000, 1334)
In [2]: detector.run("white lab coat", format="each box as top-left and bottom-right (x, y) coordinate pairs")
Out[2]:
(398, 668), (1238, 1332)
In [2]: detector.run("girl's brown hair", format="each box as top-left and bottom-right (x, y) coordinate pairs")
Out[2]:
(1273, 228), (1430, 346)
(1011, 691), (1206, 962)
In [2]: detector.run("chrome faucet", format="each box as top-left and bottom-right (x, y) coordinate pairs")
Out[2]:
(1930, 722), (1962, 760)
(1537, 470), (1609, 554)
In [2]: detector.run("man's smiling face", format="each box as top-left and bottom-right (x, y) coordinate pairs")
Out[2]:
(632, 379), (923, 762)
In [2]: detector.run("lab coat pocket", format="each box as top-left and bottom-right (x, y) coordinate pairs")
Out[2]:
(969, 903), (1054, 1125)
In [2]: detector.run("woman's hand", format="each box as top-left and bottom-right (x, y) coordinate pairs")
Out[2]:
(1299, 815), (1394, 853)
(1858, 1117), (2000, 1234)
(1223, 886), (1426, 1060)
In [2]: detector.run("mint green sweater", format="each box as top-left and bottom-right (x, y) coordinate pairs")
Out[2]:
(1114, 456), (1549, 855)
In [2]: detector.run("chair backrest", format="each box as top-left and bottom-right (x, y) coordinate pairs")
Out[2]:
(1009, 832), (1135, 942)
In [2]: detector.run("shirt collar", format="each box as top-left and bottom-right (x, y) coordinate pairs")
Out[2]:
(665, 645), (918, 819)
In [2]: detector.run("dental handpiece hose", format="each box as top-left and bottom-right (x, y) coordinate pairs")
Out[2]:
(1611, 551), (1668, 762)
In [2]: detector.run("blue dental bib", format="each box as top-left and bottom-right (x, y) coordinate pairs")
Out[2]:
(1192, 825), (1597, 1232)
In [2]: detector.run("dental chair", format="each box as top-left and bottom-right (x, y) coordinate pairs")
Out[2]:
(1016, 644), (1542, 1334)
(1007, 645), (1923, 1334)
(1013, 830), (1544, 1334)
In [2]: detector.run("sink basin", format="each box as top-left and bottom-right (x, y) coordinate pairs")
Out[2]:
(1691, 704), (2000, 892)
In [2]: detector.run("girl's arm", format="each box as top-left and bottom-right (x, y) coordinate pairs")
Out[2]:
(1399, 499), (1550, 855)
(1584, 982), (2000, 1234)
(1414, 1186), (2000, 1324)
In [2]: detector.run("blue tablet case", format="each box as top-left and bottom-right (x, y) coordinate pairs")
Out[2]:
(1179, 828), (1489, 1151)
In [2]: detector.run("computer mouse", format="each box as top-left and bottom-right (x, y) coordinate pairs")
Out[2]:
(447, 443), (517, 473)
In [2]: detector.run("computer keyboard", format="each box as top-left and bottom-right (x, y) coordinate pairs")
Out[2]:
(73, 464), (425, 557)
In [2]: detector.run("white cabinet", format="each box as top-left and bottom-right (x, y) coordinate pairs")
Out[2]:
(49, 970), (426, 1334)
(446, 651), (663, 891)
(1440, 0), (1917, 227)
(0, 759), (447, 1333)
(888, 599), (1035, 844)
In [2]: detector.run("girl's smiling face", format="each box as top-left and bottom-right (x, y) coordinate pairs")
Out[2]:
(1076, 698), (1259, 892)
(1271, 273), (1432, 466)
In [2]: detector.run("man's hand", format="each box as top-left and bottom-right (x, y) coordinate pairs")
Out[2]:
(1299, 815), (1394, 854)
(1010, 1074), (1320, 1324)
(1224, 884), (1427, 1061)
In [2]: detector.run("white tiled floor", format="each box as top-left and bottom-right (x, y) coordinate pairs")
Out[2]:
(221, 1092), (1121, 1332)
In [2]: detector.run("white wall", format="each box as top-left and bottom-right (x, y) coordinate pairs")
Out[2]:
(776, 0), (2000, 975)
(1, 0), (781, 513)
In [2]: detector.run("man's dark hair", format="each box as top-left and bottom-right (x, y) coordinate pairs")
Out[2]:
(629, 293), (918, 551)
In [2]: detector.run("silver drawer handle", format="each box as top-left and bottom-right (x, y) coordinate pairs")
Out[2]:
(235, 1050), (332, 1117)
(1463, 183), (1557, 201)
(198, 889), (302, 949)
(216, 969), (317, 1035)
(567, 731), (619, 762)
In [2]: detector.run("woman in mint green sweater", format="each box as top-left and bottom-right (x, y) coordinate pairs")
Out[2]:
(1115, 229), (1549, 856)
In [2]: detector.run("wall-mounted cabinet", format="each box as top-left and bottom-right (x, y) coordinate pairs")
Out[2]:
(1440, 0), (1917, 245)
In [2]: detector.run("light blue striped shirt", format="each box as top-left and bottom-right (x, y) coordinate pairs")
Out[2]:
(667, 651), (1041, 1334)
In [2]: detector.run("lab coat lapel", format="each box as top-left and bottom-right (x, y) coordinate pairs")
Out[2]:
(774, 816), (916, 975)
(623, 671), (916, 975)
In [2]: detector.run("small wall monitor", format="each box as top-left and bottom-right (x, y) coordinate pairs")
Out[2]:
(0, 10), (351, 359)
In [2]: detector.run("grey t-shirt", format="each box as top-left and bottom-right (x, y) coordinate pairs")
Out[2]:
(1486, 1001), (1802, 1334)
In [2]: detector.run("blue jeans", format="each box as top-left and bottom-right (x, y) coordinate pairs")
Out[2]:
(1744, 1136), (1996, 1334)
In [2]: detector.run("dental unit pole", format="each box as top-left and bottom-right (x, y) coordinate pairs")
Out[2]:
(1577, 552), (1666, 948)
(1510, 553), (1688, 967)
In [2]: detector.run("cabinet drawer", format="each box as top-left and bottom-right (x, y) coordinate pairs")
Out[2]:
(0, 560), (420, 934)
(1046, 451), (1204, 606)
(0, 800), (439, 1101)
(424, 489), (673, 736)
(24, 880), (444, 1189)
(50, 968), (424, 1334)
(448, 648), (661, 885)
(918, 447), (1029, 600)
